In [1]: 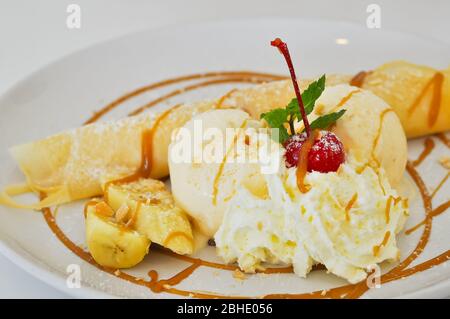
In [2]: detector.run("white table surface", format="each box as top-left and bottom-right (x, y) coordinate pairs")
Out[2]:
(0, 0), (449, 298)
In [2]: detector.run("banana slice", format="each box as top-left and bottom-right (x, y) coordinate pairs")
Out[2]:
(85, 201), (150, 268)
(104, 178), (194, 255)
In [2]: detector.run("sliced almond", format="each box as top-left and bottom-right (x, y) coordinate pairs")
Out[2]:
(115, 204), (130, 223)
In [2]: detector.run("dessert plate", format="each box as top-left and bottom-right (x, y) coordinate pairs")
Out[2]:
(0, 18), (449, 298)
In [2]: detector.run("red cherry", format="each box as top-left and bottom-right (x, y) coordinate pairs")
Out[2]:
(283, 133), (308, 168)
(308, 131), (345, 172)
(283, 131), (345, 173)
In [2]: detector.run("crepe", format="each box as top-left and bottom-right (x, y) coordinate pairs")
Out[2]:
(1, 101), (215, 209)
(358, 61), (450, 138)
(1, 61), (447, 209)
(233, 61), (450, 138)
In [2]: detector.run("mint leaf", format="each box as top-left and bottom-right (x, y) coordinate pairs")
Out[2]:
(260, 109), (289, 143)
(260, 75), (328, 144)
(285, 98), (300, 120)
(285, 74), (326, 121)
(260, 108), (288, 128)
(302, 74), (326, 115)
(307, 109), (347, 131)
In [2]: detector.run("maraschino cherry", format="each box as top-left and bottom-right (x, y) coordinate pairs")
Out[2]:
(284, 131), (345, 173)
(270, 38), (345, 174)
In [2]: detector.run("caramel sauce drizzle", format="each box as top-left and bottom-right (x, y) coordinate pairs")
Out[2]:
(408, 72), (444, 128)
(436, 132), (450, 148)
(385, 196), (393, 224)
(349, 71), (371, 88)
(155, 246), (306, 273)
(95, 201), (115, 217)
(427, 73), (443, 127)
(103, 104), (181, 205)
(83, 199), (101, 218)
(369, 109), (393, 168)
(393, 196), (403, 206)
(334, 89), (361, 111)
(212, 120), (248, 205)
(215, 89), (238, 109)
(431, 172), (449, 199)
(83, 71), (286, 124)
(296, 130), (319, 193)
(128, 77), (271, 117)
(344, 193), (358, 222)
(373, 231), (391, 257)
(412, 138), (435, 167)
(405, 133), (449, 235)
(383, 250), (450, 282)
(319, 89), (362, 119)
(38, 71), (449, 299)
(356, 109), (393, 175)
(405, 200), (450, 235)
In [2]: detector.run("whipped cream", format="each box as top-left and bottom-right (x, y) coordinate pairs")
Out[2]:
(215, 158), (408, 283)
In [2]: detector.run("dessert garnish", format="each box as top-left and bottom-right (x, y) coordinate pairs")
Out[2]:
(261, 38), (346, 182)
(285, 130), (345, 172)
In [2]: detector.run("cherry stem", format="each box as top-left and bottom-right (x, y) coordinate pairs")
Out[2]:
(270, 38), (311, 137)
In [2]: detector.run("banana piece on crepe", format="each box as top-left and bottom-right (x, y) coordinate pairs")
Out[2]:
(85, 200), (150, 268)
(86, 177), (193, 268)
(103, 178), (194, 255)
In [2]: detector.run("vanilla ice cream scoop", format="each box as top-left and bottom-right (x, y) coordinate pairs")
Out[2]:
(299, 84), (407, 187)
(168, 109), (282, 237)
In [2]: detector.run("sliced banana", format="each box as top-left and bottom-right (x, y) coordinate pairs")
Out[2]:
(85, 201), (150, 268)
(104, 178), (194, 255)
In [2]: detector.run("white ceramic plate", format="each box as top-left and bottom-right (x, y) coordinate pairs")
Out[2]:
(0, 18), (449, 299)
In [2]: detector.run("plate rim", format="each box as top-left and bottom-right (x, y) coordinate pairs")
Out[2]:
(0, 17), (448, 299)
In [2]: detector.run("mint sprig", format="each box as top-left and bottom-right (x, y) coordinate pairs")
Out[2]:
(285, 74), (325, 121)
(260, 108), (290, 143)
(307, 109), (346, 131)
(260, 75), (346, 143)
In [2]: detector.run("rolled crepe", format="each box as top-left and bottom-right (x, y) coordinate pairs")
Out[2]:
(1, 101), (216, 209)
(233, 61), (450, 138)
(1, 61), (448, 208)
(358, 61), (450, 138)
